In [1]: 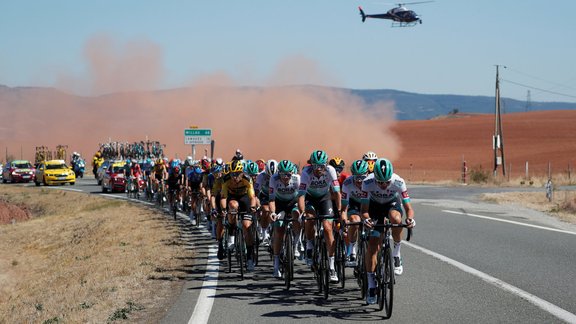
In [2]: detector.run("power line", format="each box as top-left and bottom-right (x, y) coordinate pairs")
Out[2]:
(501, 79), (576, 100)
(506, 67), (576, 92)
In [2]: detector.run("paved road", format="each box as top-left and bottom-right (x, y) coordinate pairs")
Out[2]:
(16, 178), (576, 323)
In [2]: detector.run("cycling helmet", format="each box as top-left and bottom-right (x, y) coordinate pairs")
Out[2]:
(215, 158), (223, 166)
(350, 159), (369, 176)
(125, 159), (132, 166)
(362, 151), (378, 161)
(246, 161), (260, 176)
(255, 159), (266, 172)
(156, 158), (164, 165)
(211, 164), (222, 173)
(265, 159), (278, 176)
(230, 160), (244, 173)
(278, 160), (295, 174)
(373, 158), (393, 182)
(329, 157), (345, 171)
(223, 161), (231, 175)
(232, 149), (243, 161)
(309, 150), (328, 165)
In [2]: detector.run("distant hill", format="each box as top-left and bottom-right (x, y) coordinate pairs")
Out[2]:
(348, 88), (576, 120)
(2, 84), (576, 121)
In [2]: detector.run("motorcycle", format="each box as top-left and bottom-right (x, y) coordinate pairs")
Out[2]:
(74, 159), (86, 178)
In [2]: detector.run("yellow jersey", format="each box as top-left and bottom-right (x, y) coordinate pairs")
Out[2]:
(220, 174), (255, 199)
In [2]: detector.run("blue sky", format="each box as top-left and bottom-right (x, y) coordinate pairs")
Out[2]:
(1, 0), (575, 102)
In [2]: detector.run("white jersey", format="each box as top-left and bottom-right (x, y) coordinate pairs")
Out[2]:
(361, 173), (410, 205)
(254, 172), (270, 196)
(298, 165), (340, 199)
(341, 176), (368, 207)
(269, 173), (301, 202)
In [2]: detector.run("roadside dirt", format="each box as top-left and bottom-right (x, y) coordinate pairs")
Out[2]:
(0, 201), (31, 224)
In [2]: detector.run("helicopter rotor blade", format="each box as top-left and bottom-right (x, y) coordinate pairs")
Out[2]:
(397, 1), (434, 6)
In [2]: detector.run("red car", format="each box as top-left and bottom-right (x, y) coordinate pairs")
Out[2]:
(2, 160), (35, 183)
(101, 161), (128, 193)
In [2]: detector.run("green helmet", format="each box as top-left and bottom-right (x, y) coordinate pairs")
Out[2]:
(278, 160), (295, 173)
(309, 150), (328, 165)
(373, 158), (394, 182)
(350, 159), (369, 176)
(246, 161), (260, 176)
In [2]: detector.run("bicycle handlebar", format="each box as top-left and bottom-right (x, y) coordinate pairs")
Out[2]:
(344, 221), (412, 241)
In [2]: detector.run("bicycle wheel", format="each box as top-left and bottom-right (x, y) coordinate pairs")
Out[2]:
(313, 237), (323, 293)
(379, 244), (394, 317)
(335, 232), (346, 289)
(321, 241), (329, 300)
(357, 240), (368, 299)
(226, 231), (232, 274)
(236, 228), (245, 280)
(284, 229), (294, 290)
(251, 222), (260, 266)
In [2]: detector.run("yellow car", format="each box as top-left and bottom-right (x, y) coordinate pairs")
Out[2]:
(35, 160), (76, 186)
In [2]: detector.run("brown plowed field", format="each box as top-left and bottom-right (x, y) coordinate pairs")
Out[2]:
(390, 110), (576, 183)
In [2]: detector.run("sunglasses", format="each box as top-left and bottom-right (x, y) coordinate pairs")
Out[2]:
(279, 172), (292, 178)
(312, 164), (326, 171)
(376, 179), (391, 186)
(231, 172), (243, 178)
(354, 175), (367, 182)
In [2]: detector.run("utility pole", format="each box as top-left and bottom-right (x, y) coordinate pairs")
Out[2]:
(525, 90), (531, 112)
(493, 65), (506, 177)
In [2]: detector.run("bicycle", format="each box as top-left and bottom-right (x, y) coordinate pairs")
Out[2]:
(281, 214), (296, 290)
(346, 221), (369, 299)
(249, 206), (261, 266)
(224, 209), (248, 280)
(370, 220), (412, 318)
(168, 187), (180, 219)
(307, 214), (332, 300)
(334, 220), (347, 289)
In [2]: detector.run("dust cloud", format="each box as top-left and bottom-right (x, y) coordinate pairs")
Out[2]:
(0, 35), (400, 167)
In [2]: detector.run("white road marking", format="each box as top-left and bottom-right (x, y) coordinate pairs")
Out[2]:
(405, 241), (576, 323)
(442, 209), (576, 236)
(189, 246), (219, 324)
(45, 187), (84, 192)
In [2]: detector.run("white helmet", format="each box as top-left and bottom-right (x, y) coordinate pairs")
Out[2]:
(265, 159), (278, 176)
(362, 151), (378, 161)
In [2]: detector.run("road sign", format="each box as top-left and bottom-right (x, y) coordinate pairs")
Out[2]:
(184, 129), (212, 145)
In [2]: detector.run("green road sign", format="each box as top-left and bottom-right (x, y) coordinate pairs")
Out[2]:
(184, 129), (212, 145)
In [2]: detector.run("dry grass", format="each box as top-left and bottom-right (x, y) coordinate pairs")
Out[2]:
(481, 190), (576, 224)
(0, 186), (194, 323)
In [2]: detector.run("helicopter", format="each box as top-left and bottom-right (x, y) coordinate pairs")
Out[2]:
(359, 1), (433, 27)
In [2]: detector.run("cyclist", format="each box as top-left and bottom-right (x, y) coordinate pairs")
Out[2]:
(269, 160), (301, 278)
(329, 157), (348, 186)
(166, 165), (184, 213)
(245, 160), (263, 242)
(361, 158), (415, 305)
(341, 160), (369, 266)
(153, 158), (167, 197)
(130, 160), (143, 194)
(254, 159), (278, 246)
(298, 150), (341, 283)
(362, 151), (378, 174)
(255, 159), (266, 173)
(212, 164), (228, 260)
(187, 164), (205, 226)
(220, 160), (258, 271)
(204, 164), (221, 239)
